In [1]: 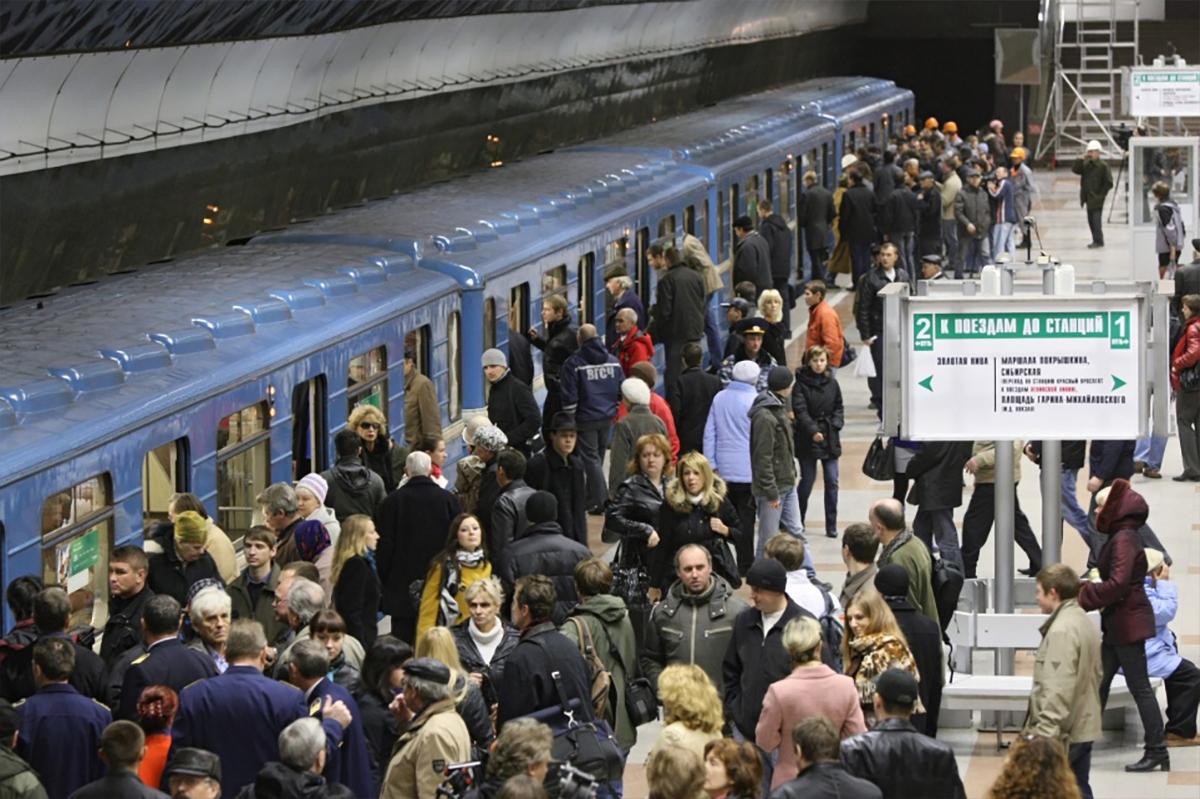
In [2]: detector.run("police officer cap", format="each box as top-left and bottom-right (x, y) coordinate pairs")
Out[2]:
(874, 668), (919, 706)
(404, 657), (452, 686)
(165, 748), (222, 782)
(720, 298), (754, 317)
(737, 318), (768, 336)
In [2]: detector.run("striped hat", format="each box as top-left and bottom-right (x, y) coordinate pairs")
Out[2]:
(295, 473), (328, 505)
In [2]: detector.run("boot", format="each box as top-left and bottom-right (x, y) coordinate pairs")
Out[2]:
(1124, 750), (1170, 772)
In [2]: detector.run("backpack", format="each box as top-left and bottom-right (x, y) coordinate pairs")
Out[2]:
(818, 590), (844, 673)
(567, 616), (614, 720)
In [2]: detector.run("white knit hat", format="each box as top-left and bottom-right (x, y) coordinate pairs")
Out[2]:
(295, 473), (328, 505)
(731, 360), (760, 385)
(620, 378), (651, 406)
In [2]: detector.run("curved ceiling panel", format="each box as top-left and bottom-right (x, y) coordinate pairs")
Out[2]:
(0, 0), (867, 176)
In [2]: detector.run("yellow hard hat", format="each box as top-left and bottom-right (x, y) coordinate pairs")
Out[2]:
(924, 117), (939, 130)
(943, 121), (958, 133)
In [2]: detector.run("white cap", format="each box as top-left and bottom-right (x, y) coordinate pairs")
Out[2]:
(841, 154), (858, 169)
(620, 378), (651, 406)
(731, 360), (760, 385)
(1086, 139), (1103, 152)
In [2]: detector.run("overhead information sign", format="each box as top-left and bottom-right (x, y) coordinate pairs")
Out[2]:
(1130, 68), (1200, 117)
(903, 297), (1142, 440)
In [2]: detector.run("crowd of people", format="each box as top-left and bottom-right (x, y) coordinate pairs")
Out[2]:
(0, 115), (1197, 799)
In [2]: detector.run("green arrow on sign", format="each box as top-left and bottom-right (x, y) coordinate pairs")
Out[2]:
(1111, 375), (1126, 391)
(918, 376), (933, 392)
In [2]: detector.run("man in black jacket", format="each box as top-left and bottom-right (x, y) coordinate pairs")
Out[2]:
(672, 343), (721, 456)
(758, 199), (794, 302)
(496, 574), (594, 726)
(799, 171), (836, 283)
(494, 493), (591, 624)
(529, 294), (578, 438)
(874, 567), (944, 737)
(0, 587), (105, 702)
(117, 595), (217, 721)
(320, 431), (386, 522)
(904, 440), (972, 574)
(648, 244), (707, 407)
(840, 669), (966, 799)
(772, 717), (882, 799)
(490, 448), (535, 555)
(722, 559), (817, 739)
(914, 171), (942, 258)
(882, 175), (919, 276)
(526, 413), (589, 545)
(733, 216), (772, 296)
(483, 348), (540, 456)
(840, 170), (878, 288)
(100, 546), (154, 668)
(855, 243), (908, 415)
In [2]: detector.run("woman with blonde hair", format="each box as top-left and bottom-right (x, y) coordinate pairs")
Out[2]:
(647, 745), (708, 799)
(843, 590), (922, 725)
(988, 734), (1082, 799)
(451, 577), (520, 707)
(756, 616), (866, 788)
(330, 514), (381, 648)
(655, 451), (741, 591)
(605, 433), (671, 578)
(648, 664), (723, 760)
(415, 626), (495, 750)
(347, 403), (396, 491)
(756, 288), (789, 365)
(416, 513), (492, 640)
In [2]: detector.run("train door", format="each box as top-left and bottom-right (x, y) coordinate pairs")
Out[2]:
(635, 227), (650, 307)
(484, 297), (497, 352)
(216, 401), (270, 546)
(142, 437), (189, 528)
(577, 253), (595, 326)
(290, 376), (327, 479)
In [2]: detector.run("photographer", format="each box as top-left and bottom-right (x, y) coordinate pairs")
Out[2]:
(986, 166), (1018, 259)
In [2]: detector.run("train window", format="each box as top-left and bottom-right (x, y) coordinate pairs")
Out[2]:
(41, 473), (114, 629)
(348, 346), (388, 412)
(729, 184), (740, 258)
(635, 227), (650, 307)
(701, 198), (709, 245)
(869, 122), (875, 144)
(484, 298), (497, 351)
(143, 438), (188, 528)
(542, 264), (567, 302)
(821, 144), (829, 188)
(577, 253), (595, 325)
(743, 177), (757, 224)
(765, 168), (774, 209)
(684, 205), (695, 236)
(717, 191), (727, 259)
(510, 283), (530, 334)
(216, 401), (270, 545)
(447, 311), (462, 422)
(291, 376), (327, 479)
(657, 215), (676, 240)
(778, 162), (791, 219)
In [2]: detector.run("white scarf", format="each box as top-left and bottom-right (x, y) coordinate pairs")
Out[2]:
(468, 618), (504, 665)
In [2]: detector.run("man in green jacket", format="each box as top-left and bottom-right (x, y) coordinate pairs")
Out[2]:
(871, 499), (939, 628)
(1025, 564), (1102, 798)
(1073, 140), (1114, 248)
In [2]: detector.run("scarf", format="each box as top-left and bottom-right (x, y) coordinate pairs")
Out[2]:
(439, 549), (485, 626)
(877, 528), (914, 566)
(468, 619), (504, 665)
(294, 520), (331, 562)
(687, 494), (704, 506)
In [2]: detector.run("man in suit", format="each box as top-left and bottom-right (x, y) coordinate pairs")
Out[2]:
(799, 170), (835, 283)
(117, 595), (217, 721)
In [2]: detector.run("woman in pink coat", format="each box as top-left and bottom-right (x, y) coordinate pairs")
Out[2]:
(756, 616), (867, 788)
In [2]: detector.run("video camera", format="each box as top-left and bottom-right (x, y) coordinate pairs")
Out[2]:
(556, 763), (600, 799)
(436, 761), (482, 799)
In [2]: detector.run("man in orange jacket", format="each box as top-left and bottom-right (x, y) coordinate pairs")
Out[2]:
(609, 307), (654, 376)
(803, 280), (845, 367)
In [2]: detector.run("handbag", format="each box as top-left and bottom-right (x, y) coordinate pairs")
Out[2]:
(525, 668), (625, 784)
(862, 436), (895, 481)
(599, 633), (659, 728)
(1181, 362), (1200, 393)
(610, 540), (651, 608)
(840, 336), (857, 365)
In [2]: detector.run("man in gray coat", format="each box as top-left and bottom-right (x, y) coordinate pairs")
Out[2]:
(648, 244), (706, 408)
(954, 169), (991, 277)
(799, 171), (836, 283)
(750, 367), (813, 575)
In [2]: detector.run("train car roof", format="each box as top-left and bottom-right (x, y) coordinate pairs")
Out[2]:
(0, 241), (454, 481)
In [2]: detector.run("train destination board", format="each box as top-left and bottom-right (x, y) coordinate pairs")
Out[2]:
(903, 297), (1142, 440)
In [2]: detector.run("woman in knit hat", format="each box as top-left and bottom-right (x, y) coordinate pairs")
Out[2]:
(294, 473), (341, 548)
(147, 510), (222, 605)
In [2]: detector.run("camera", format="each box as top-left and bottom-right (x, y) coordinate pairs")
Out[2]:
(556, 763), (599, 799)
(436, 761), (482, 799)
(1022, 216), (1036, 228)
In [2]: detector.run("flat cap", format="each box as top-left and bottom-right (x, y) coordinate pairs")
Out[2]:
(165, 748), (222, 782)
(403, 657), (452, 686)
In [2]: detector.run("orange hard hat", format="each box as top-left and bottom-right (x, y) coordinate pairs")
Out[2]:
(903, 124), (917, 136)
(924, 117), (939, 130)
(1011, 147), (1027, 160)
(943, 121), (958, 133)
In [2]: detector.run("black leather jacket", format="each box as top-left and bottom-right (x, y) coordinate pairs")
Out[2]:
(855, 266), (909, 340)
(604, 473), (666, 569)
(530, 317), (578, 390)
(451, 620), (520, 706)
(770, 761), (882, 799)
(839, 718), (966, 799)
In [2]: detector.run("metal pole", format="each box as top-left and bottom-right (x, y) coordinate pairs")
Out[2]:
(987, 262), (1016, 679)
(1040, 262), (1063, 566)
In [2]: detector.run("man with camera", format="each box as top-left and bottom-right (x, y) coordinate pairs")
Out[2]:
(1072, 140), (1114, 249)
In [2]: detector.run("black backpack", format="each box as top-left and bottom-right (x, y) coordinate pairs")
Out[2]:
(818, 590), (844, 673)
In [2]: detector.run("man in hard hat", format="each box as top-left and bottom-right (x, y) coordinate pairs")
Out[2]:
(943, 121), (962, 147)
(1072, 141), (1114, 249)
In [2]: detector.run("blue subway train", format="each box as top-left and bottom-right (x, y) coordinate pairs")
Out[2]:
(0, 75), (912, 628)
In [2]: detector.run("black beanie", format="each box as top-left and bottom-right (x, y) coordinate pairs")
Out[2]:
(526, 491), (558, 525)
(874, 563), (910, 598)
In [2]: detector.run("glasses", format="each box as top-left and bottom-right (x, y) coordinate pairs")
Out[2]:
(358, 422), (380, 430)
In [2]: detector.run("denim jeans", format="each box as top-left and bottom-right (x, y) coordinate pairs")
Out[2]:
(990, 221), (1015, 259)
(850, 241), (873, 288)
(797, 457), (839, 535)
(704, 292), (724, 371)
(1069, 742), (1094, 799)
(913, 507), (963, 574)
(574, 420), (611, 509)
(941, 219), (959, 277)
(1061, 468), (1095, 547)
(1134, 435), (1168, 471)
(958, 233), (990, 276)
(755, 488), (815, 577)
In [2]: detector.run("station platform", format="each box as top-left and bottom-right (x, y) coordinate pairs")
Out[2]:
(605, 168), (1200, 797)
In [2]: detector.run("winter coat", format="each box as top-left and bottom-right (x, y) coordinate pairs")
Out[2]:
(416, 555), (493, 641)
(360, 435), (397, 494)
(229, 565), (290, 646)
(733, 231), (773, 294)
(610, 327), (655, 376)
(882, 187), (917, 235)
(904, 441), (972, 511)
(704, 381), (756, 484)
(562, 594), (641, 749)
(65, 769), (167, 799)
(486, 371), (540, 453)
(605, 290), (648, 346)
(454, 455), (486, 515)
(236, 761), (354, 799)
(529, 317), (578, 391)
(770, 761), (882, 799)
(873, 163), (903, 204)
(881, 596), (943, 734)
(954, 183), (991, 238)
(939, 172), (961, 221)
(605, 472), (667, 569)
(1072, 157), (1114, 210)
(321, 457), (386, 521)
(356, 692), (397, 786)
(332, 555), (381, 649)
(792, 367), (843, 460)
(495, 522), (591, 622)
(846, 633), (924, 721)
(759, 213), (794, 281)
(799, 185), (836, 250)
(374, 476), (462, 619)
(1144, 578), (1183, 678)
(1174, 262), (1200, 316)
(1088, 439), (1135, 485)
(855, 266), (909, 341)
(1171, 314), (1200, 392)
(1011, 162), (1038, 219)
(749, 390), (797, 499)
(1028, 440), (1087, 471)
(560, 338), (623, 424)
(805, 300), (844, 367)
(840, 718), (966, 799)
(1079, 479), (1155, 645)
(451, 620), (520, 706)
(0, 746), (45, 799)
(654, 480), (741, 591)
(1023, 598), (1103, 747)
(987, 178), (1019, 225)
(722, 599), (814, 737)
(915, 184), (941, 241)
(877, 532), (939, 629)
(719, 348), (776, 392)
(526, 450), (589, 545)
(100, 588), (153, 667)
(762, 319), (789, 367)
(495, 621), (595, 726)
(839, 185), (877, 244)
(970, 440), (1023, 485)
(607, 406), (667, 500)
(146, 530), (222, 607)
(490, 479), (536, 553)
(404, 371), (441, 450)
(617, 392), (680, 458)
(673, 367), (722, 456)
(379, 697), (471, 799)
(641, 576), (747, 697)
(682, 233), (723, 295)
(650, 262), (707, 343)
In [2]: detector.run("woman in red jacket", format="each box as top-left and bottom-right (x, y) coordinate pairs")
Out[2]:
(1171, 294), (1200, 480)
(1078, 479), (1167, 772)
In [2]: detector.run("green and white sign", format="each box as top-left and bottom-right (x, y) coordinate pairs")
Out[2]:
(904, 298), (1141, 440)
(1130, 68), (1200, 117)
